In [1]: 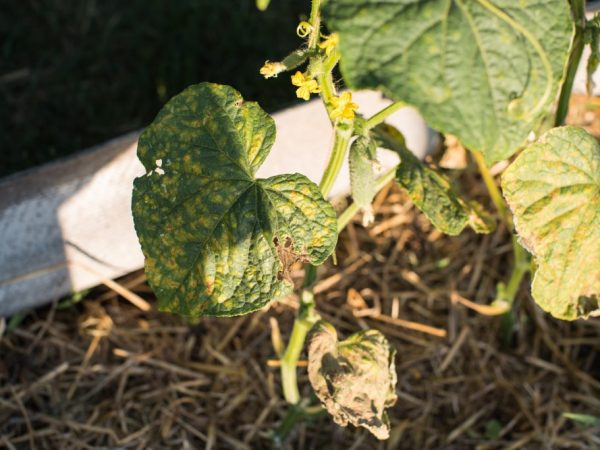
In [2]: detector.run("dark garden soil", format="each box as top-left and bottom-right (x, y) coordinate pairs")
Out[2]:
(0, 96), (599, 449)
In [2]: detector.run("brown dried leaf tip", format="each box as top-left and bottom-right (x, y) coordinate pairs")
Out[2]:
(307, 321), (397, 439)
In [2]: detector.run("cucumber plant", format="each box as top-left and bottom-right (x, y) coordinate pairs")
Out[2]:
(132, 0), (600, 440)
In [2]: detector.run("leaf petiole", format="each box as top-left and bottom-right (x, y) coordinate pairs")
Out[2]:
(555, 0), (587, 126)
(307, 0), (322, 49)
(318, 125), (353, 197)
(472, 150), (530, 319)
(365, 101), (407, 130)
(472, 150), (512, 230)
(280, 290), (319, 404)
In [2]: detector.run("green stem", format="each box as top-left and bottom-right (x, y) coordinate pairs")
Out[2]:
(272, 403), (325, 445)
(278, 0), (344, 409)
(555, 0), (587, 126)
(280, 320), (311, 404)
(303, 264), (317, 288)
(279, 88), (349, 406)
(365, 101), (407, 130)
(472, 150), (530, 313)
(498, 239), (530, 346)
(315, 54), (339, 119)
(337, 166), (397, 232)
(272, 404), (304, 445)
(318, 126), (353, 197)
(472, 150), (512, 230)
(307, 0), (321, 50)
(506, 245), (529, 299)
(280, 290), (318, 404)
(496, 238), (530, 307)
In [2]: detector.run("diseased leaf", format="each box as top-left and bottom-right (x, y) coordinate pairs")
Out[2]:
(349, 136), (380, 225)
(502, 126), (600, 320)
(132, 83), (337, 317)
(375, 124), (494, 235)
(307, 321), (397, 440)
(323, 0), (573, 163)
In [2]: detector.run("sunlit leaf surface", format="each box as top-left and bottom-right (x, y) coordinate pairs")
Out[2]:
(132, 83), (337, 317)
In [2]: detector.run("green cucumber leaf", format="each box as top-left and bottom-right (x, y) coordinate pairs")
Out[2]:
(375, 124), (494, 235)
(502, 126), (600, 320)
(132, 83), (337, 317)
(307, 321), (397, 440)
(349, 135), (379, 224)
(323, 0), (573, 163)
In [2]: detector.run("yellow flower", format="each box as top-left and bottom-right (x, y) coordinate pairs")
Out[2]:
(330, 92), (358, 120)
(291, 71), (320, 101)
(319, 33), (339, 56)
(260, 61), (285, 79)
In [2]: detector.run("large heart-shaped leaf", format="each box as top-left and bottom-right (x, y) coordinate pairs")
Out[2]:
(502, 126), (600, 320)
(132, 83), (337, 317)
(323, 0), (573, 163)
(307, 321), (397, 440)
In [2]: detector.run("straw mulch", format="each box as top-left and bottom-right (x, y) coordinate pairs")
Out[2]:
(1, 98), (599, 449)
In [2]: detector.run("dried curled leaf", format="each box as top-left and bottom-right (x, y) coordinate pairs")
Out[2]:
(307, 321), (397, 440)
(132, 83), (337, 317)
(502, 126), (600, 320)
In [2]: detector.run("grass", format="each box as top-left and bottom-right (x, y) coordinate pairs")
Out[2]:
(0, 0), (306, 177)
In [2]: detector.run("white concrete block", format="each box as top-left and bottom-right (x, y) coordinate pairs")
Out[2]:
(0, 91), (433, 317)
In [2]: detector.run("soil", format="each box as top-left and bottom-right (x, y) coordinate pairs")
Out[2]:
(0, 96), (599, 449)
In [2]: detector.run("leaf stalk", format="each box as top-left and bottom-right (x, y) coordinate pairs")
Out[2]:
(365, 101), (407, 130)
(280, 290), (319, 404)
(472, 151), (512, 230)
(555, 0), (587, 126)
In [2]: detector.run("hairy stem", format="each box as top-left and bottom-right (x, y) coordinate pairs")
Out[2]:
(319, 126), (353, 197)
(307, 0), (321, 50)
(279, 60), (350, 404)
(280, 290), (318, 404)
(278, 0), (349, 408)
(315, 52), (340, 119)
(316, 54), (347, 196)
(365, 101), (407, 130)
(555, 0), (587, 126)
